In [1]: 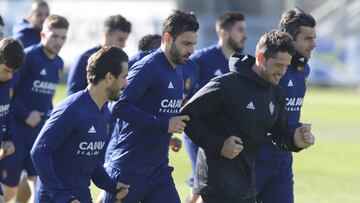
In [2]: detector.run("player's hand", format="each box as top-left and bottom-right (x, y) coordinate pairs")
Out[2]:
(221, 136), (243, 159)
(170, 137), (182, 152)
(168, 115), (190, 134)
(0, 141), (15, 160)
(70, 200), (80, 203)
(25, 110), (44, 127)
(115, 182), (130, 200)
(294, 123), (315, 148)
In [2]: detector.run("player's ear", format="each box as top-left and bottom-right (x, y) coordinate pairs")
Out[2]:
(256, 51), (265, 65)
(105, 72), (113, 83)
(163, 32), (172, 44)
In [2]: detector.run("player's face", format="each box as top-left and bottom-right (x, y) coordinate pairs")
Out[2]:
(260, 52), (292, 85)
(226, 21), (247, 53)
(29, 5), (49, 30)
(41, 28), (67, 56)
(294, 26), (316, 59)
(169, 31), (197, 65)
(0, 64), (16, 82)
(107, 30), (129, 48)
(0, 25), (4, 40)
(107, 62), (128, 101)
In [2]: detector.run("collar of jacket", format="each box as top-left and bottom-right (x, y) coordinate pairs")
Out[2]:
(290, 52), (308, 71)
(229, 53), (272, 88)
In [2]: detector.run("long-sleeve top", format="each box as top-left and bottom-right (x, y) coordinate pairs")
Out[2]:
(66, 45), (101, 96)
(109, 49), (184, 175)
(180, 53), (302, 198)
(30, 90), (117, 202)
(12, 43), (63, 139)
(257, 52), (310, 160)
(0, 79), (16, 142)
(12, 19), (41, 48)
(190, 44), (228, 89)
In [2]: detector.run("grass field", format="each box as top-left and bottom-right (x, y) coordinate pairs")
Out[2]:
(53, 85), (360, 203)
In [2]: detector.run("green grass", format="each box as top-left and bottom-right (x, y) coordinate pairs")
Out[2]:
(53, 85), (360, 203)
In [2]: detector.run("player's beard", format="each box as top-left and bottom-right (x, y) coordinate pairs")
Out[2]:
(169, 42), (189, 65)
(107, 82), (121, 101)
(228, 37), (244, 54)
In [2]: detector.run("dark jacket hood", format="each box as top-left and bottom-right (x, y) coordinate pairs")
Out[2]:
(229, 53), (272, 88)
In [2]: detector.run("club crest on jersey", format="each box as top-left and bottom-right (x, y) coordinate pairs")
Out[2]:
(185, 78), (191, 90)
(9, 88), (13, 99)
(269, 101), (274, 115)
(296, 66), (304, 71)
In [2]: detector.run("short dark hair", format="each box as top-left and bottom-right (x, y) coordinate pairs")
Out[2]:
(87, 46), (128, 85)
(216, 12), (245, 31)
(162, 10), (199, 40)
(43, 14), (69, 30)
(0, 38), (25, 71)
(256, 30), (296, 59)
(104, 15), (132, 34)
(278, 8), (316, 39)
(138, 34), (161, 51)
(31, 0), (49, 9)
(0, 15), (4, 26)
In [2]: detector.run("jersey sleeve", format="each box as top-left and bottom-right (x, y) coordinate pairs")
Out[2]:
(112, 63), (169, 132)
(30, 105), (77, 202)
(180, 79), (227, 157)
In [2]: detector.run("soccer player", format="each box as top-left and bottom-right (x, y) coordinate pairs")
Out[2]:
(31, 46), (130, 203)
(185, 11), (247, 203)
(0, 15), (69, 203)
(255, 8), (316, 203)
(103, 10), (199, 203)
(12, 0), (50, 48)
(180, 30), (315, 203)
(0, 38), (25, 203)
(128, 34), (161, 68)
(138, 34), (162, 51)
(67, 14), (131, 96)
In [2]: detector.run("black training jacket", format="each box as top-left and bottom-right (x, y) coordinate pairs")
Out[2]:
(180, 53), (301, 199)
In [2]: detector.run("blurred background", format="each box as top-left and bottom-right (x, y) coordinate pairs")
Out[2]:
(1, 0), (360, 202)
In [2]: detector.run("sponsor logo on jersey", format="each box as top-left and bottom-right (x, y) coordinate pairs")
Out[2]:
(159, 99), (182, 113)
(0, 104), (10, 117)
(285, 97), (303, 112)
(246, 101), (255, 110)
(88, 125), (96, 133)
(32, 80), (57, 95)
(168, 81), (174, 89)
(40, 68), (47, 76)
(77, 141), (105, 156)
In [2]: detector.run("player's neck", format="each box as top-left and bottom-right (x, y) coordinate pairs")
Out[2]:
(160, 45), (176, 69)
(42, 46), (56, 60)
(87, 85), (108, 110)
(219, 42), (233, 60)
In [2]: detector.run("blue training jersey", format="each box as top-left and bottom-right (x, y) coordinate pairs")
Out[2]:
(104, 50), (199, 165)
(0, 79), (16, 142)
(12, 43), (63, 138)
(190, 44), (228, 89)
(257, 53), (310, 160)
(67, 45), (101, 96)
(31, 90), (117, 202)
(109, 49), (184, 175)
(12, 19), (41, 49)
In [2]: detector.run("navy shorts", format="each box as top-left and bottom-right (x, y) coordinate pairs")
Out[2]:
(255, 155), (294, 203)
(104, 165), (180, 203)
(0, 134), (37, 186)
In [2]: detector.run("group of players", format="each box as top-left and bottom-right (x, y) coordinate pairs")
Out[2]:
(0, 0), (316, 203)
